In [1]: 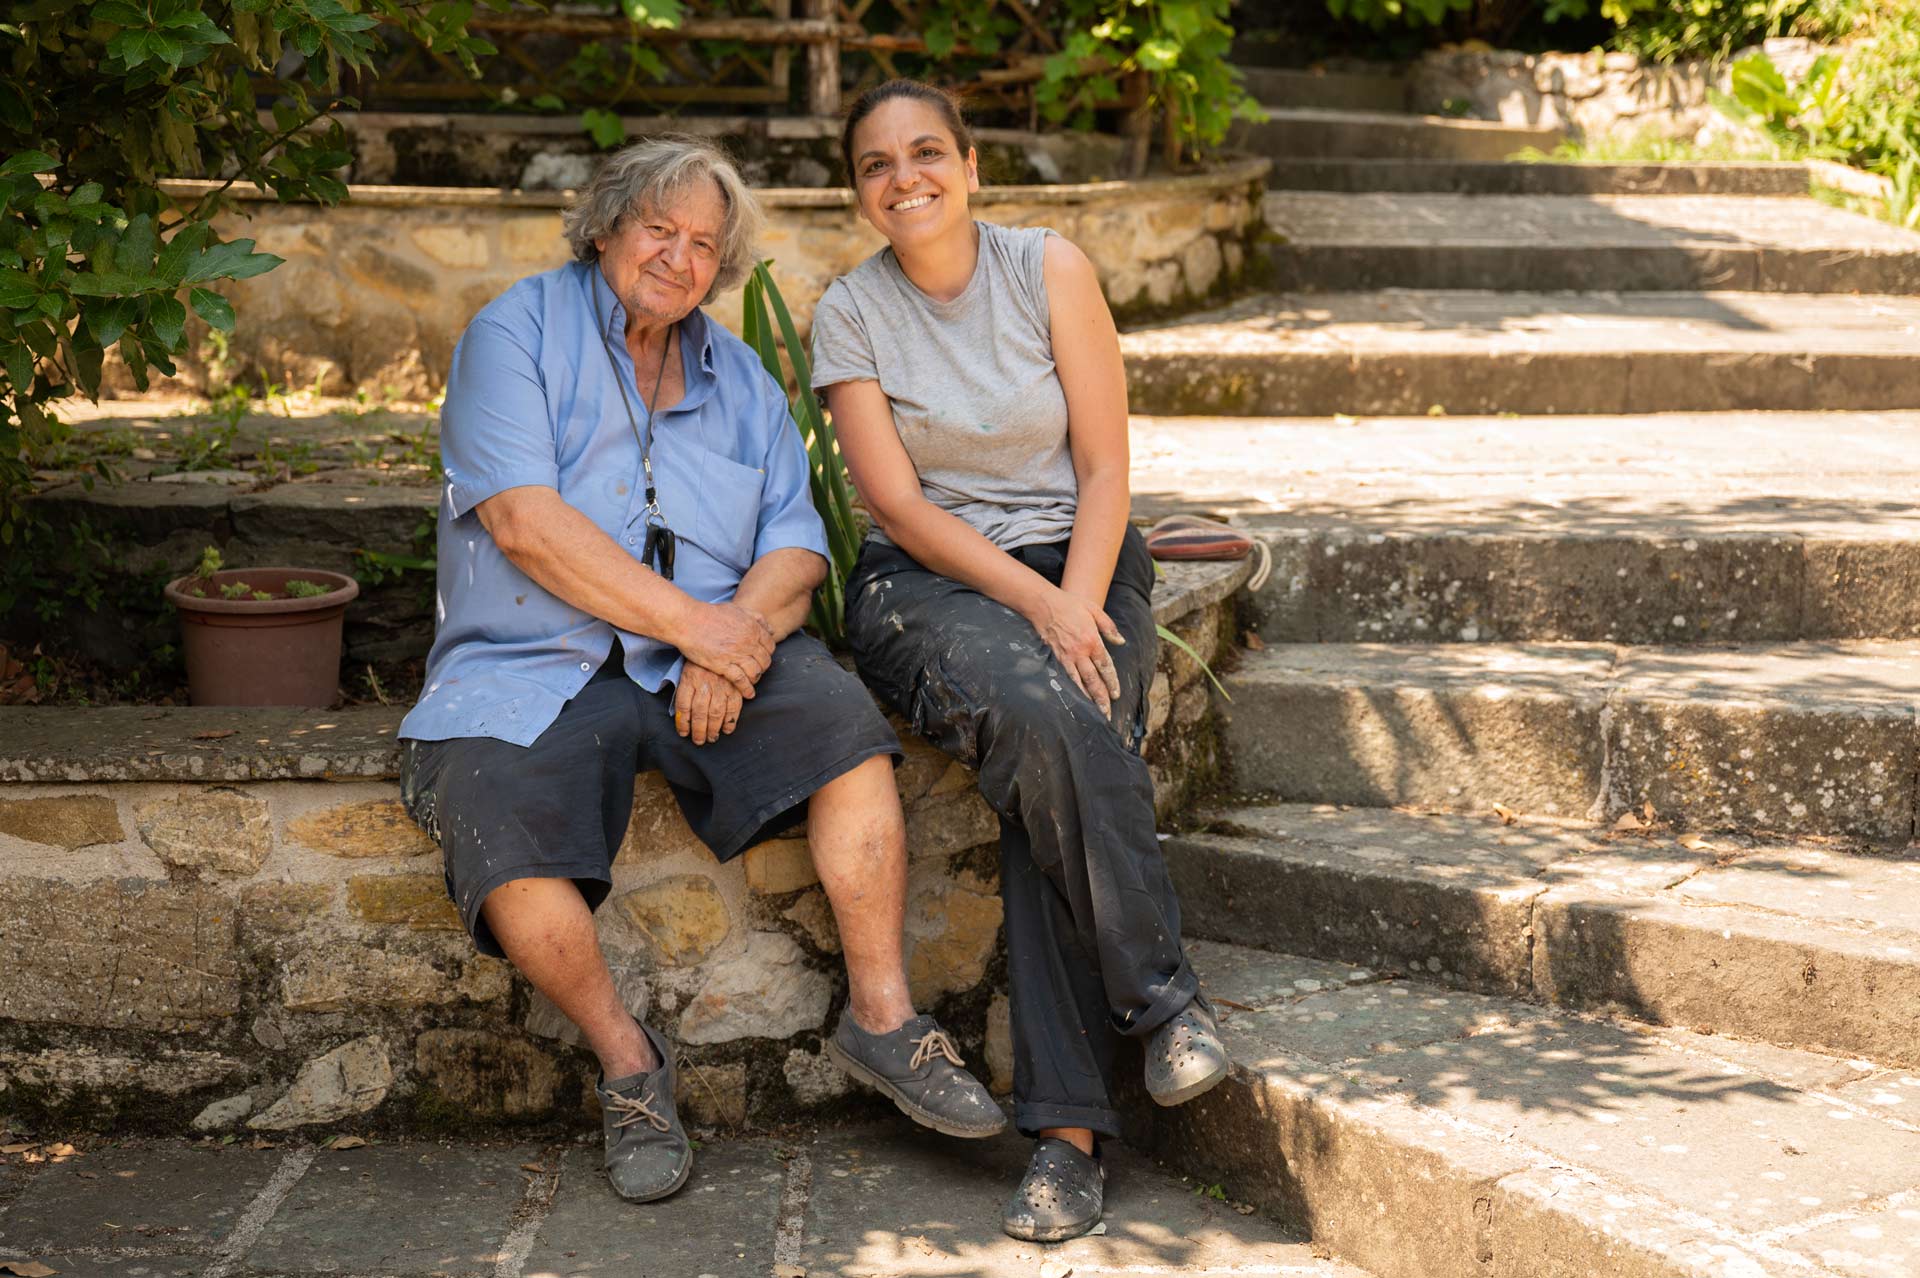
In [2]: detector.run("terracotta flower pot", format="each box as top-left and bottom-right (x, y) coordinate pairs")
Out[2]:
(164, 567), (360, 707)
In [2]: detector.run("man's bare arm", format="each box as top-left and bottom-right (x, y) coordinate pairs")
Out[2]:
(730, 546), (828, 639)
(476, 484), (773, 695)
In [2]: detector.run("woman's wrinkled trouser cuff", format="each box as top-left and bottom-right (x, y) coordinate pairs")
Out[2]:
(1014, 1100), (1123, 1143)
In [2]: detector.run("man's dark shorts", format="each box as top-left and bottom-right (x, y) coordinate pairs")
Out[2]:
(399, 633), (901, 958)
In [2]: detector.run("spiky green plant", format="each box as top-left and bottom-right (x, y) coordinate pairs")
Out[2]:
(739, 261), (861, 648)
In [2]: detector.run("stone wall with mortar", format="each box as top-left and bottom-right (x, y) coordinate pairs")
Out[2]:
(1408, 38), (1829, 142)
(0, 560), (1249, 1138)
(144, 159), (1270, 399)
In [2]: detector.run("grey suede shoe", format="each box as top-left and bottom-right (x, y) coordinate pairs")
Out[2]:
(597, 1022), (692, 1202)
(1003, 1138), (1105, 1243)
(826, 1012), (1007, 1139)
(1145, 993), (1229, 1107)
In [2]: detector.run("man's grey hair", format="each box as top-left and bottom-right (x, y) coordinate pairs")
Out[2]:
(560, 135), (764, 302)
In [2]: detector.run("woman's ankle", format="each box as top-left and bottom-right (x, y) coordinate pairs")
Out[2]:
(1037, 1126), (1095, 1156)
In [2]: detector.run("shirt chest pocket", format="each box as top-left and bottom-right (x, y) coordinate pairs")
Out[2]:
(687, 449), (765, 575)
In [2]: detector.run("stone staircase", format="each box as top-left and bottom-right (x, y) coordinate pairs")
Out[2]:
(1111, 144), (1920, 1278)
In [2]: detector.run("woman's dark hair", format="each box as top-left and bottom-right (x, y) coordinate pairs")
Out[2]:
(839, 79), (974, 186)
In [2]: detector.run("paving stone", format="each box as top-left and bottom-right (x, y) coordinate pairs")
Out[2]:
(0, 795), (123, 851)
(1186, 938), (1376, 1007)
(280, 943), (506, 1012)
(134, 789), (272, 876)
(1788, 1201), (1920, 1278)
(1175, 803), (1920, 1067)
(285, 797), (435, 858)
(523, 1142), (783, 1278)
(249, 1035), (393, 1130)
(1222, 644), (1613, 820)
(613, 874), (731, 967)
(1130, 941), (1920, 1278)
(799, 1124), (1363, 1277)
(0, 879), (241, 1030)
(677, 931), (832, 1045)
(1535, 887), (1920, 1066)
(1264, 158), (1821, 195)
(1607, 642), (1920, 841)
(1674, 847), (1920, 934)
(1221, 978), (1547, 1066)
(1233, 106), (1561, 162)
(0, 705), (405, 782)
(1264, 193), (1920, 294)
(1346, 1016), (1920, 1232)
(0, 1145), (278, 1254)
(413, 1029), (567, 1120)
(1170, 805), (1573, 992)
(1121, 291), (1920, 417)
(246, 1142), (535, 1275)
(346, 871), (463, 930)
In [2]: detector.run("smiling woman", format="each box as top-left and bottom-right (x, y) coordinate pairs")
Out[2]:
(809, 78), (1229, 1245)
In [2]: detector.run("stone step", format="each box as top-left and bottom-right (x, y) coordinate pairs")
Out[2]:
(1265, 157), (1819, 195)
(0, 1125), (1378, 1277)
(1120, 291), (1920, 417)
(1219, 640), (1920, 843)
(1264, 193), (1920, 295)
(1124, 941), (1920, 1278)
(1165, 802), (1920, 1068)
(1123, 410), (1920, 644)
(1231, 106), (1562, 162)
(1239, 65), (1410, 113)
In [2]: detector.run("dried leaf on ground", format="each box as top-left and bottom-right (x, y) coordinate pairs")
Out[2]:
(0, 1262), (59, 1277)
(191, 729), (236, 740)
(1678, 834), (1710, 851)
(520, 1162), (545, 1174)
(773, 1266), (806, 1278)
(0, 1142), (34, 1154)
(1040, 1262), (1074, 1278)
(1613, 811), (1646, 831)
(45, 1142), (76, 1157)
(1641, 800), (1657, 823)
(1243, 632), (1265, 650)
(1491, 804), (1519, 826)
(324, 1135), (366, 1150)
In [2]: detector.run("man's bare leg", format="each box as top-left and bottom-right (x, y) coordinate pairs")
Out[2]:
(807, 755), (916, 1035)
(482, 878), (658, 1078)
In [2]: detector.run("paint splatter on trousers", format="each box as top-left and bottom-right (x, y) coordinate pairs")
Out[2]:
(846, 524), (1198, 1140)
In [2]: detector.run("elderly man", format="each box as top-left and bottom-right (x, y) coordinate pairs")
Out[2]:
(397, 136), (1001, 1203)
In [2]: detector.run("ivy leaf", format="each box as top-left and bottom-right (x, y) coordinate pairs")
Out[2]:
(92, 0), (148, 25)
(116, 212), (158, 274)
(182, 237), (282, 284)
(87, 296), (139, 347)
(147, 293), (187, 347)
(0, 268), (38, 309)
(189, 286), (234, 331)
(0, 151), (58, 178)
(156, 221), (208, 283)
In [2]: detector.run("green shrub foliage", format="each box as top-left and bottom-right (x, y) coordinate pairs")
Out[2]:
(0, 0), (497, 558)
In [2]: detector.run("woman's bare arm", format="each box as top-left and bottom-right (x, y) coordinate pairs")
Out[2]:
(1044, 234), (1132, 610)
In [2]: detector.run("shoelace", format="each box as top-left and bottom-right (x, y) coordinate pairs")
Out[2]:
(606, 1087), (671, 1133)
(909, 1028), (965, 1070)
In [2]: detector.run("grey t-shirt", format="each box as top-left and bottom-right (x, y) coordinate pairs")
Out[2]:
(809, 221), (1078, 550)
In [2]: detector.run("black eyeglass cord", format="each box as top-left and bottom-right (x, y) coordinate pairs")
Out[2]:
(595, 271), (674, 532)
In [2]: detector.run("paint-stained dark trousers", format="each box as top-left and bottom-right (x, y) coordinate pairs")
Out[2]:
(846, 525), (1197, 1140)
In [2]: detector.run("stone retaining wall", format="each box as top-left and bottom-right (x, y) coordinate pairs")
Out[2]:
(1408, 38), (1829, 142)
(148, 158), (1270, 399)
(0, 561), (1248, 1137)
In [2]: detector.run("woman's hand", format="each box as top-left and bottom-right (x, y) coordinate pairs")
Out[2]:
(1025, 585), (1126, 717)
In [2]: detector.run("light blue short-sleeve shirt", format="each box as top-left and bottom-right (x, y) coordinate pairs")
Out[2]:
(398, 260), (829, 748)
